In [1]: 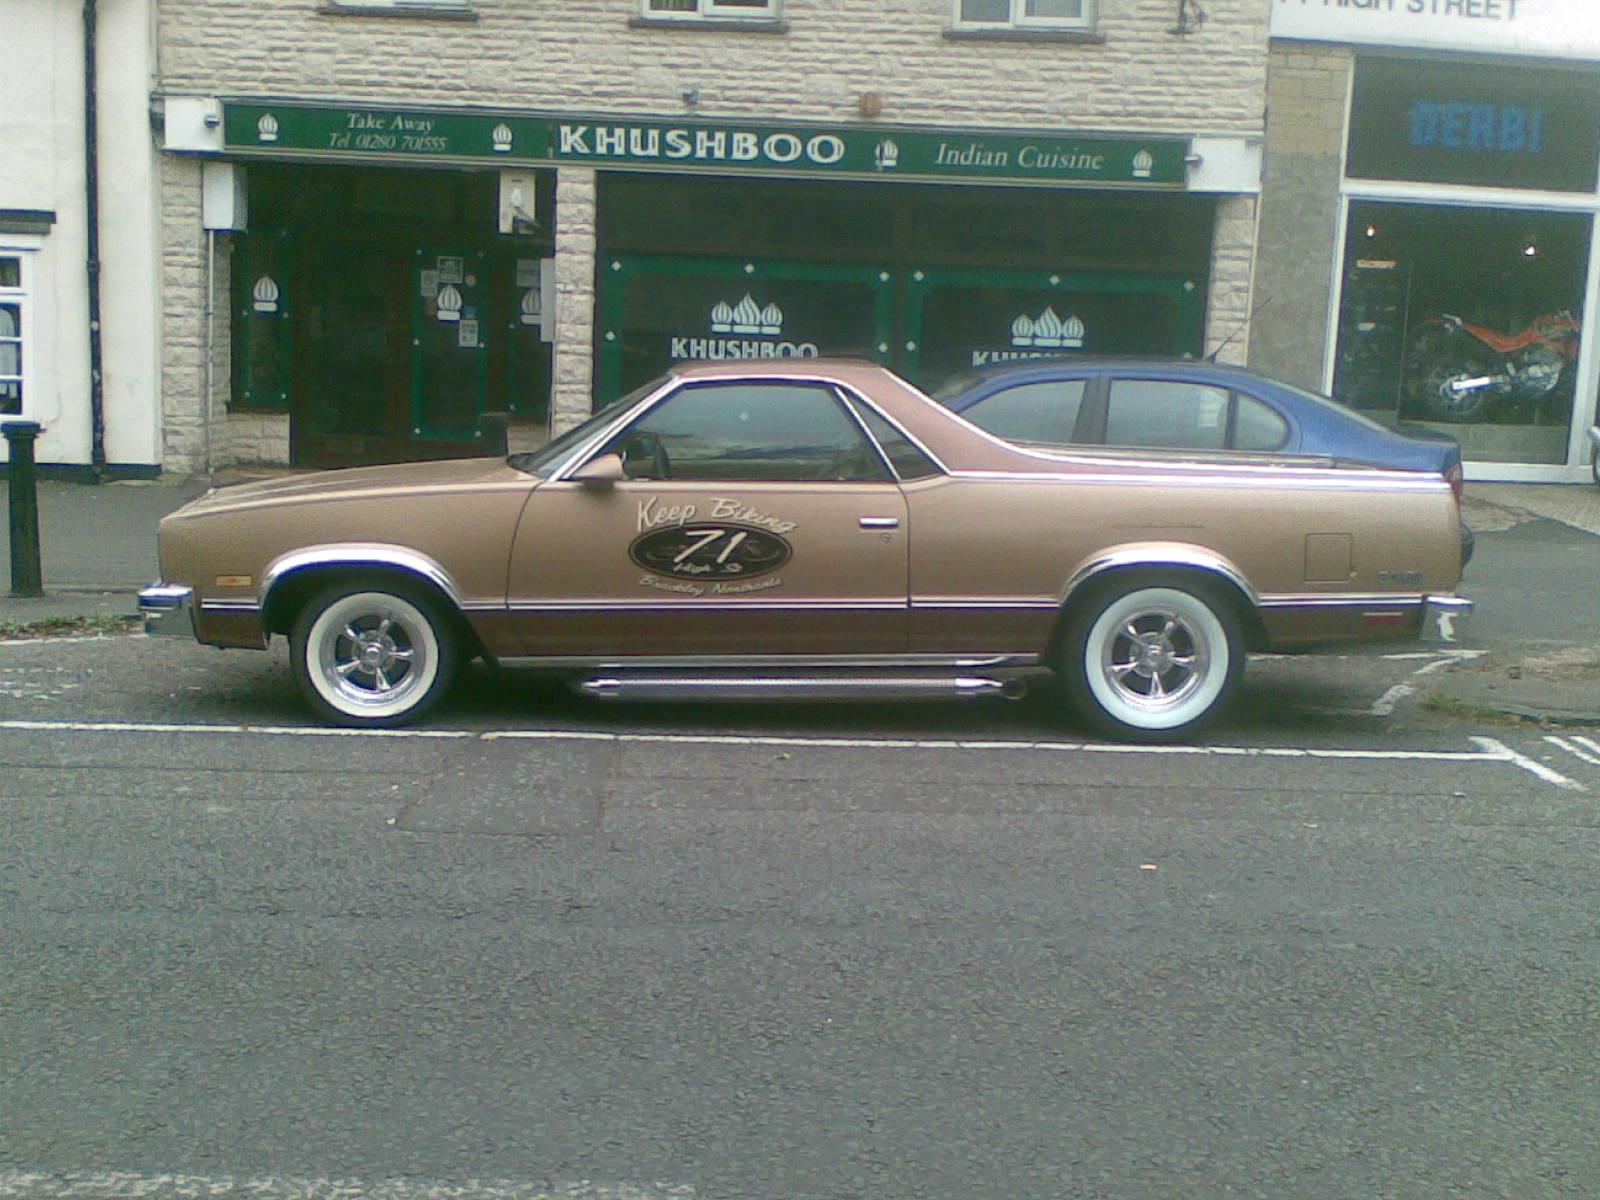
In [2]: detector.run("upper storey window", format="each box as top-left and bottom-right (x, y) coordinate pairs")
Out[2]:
(323, 0), (475, 17)
(953, 0), (1093, 32)
(641, 0), (781, 21)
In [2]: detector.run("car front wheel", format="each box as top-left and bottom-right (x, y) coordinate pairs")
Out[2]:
(291, 583), (458, 727)
(1061, 578), (1243, 742)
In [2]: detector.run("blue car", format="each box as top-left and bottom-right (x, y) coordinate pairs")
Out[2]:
(937, 357), (1462, 479)
(935, 356), (1472, 563)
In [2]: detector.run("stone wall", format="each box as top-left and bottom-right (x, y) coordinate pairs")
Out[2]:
(1251, 41), (1351, 390)
(153, 0), (1272, 469)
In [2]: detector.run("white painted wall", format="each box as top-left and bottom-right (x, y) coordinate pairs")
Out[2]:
(1, 0), (160, 468)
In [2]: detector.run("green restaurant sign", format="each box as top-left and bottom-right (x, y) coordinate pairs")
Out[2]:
(222, 101), (1190, 188)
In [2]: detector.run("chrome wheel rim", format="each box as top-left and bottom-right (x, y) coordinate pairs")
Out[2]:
(1084, 587), (1228, 731)
(307, 592), (438, 719)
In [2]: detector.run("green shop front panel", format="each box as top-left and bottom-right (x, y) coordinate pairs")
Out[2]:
(597, 256), (896, 405)
(412, 247), (490, 440)
(903, 268), (1206, 392)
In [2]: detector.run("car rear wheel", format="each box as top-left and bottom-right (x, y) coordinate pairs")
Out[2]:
(1061, 578), (1243, 742)
(291, 583), (458, 727)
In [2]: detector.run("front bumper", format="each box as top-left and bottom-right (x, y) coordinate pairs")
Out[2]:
(1422, 594), (1473, 645)
(138, 583), (196, 639)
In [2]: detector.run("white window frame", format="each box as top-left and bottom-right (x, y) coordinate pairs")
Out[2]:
(641, 0), (782, 22)
(952, 0), (1094, 32)
(0, 249), (30, 419)
(327, 0), (472, 11)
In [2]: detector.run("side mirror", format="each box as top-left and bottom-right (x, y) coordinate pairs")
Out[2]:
(572, 452), (626, 490)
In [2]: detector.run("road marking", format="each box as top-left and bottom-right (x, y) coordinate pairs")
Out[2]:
(1472, 737), (1584, 791)
(0, 1172), (693, 1200)
(1544, 734), (1600, 767)
(0, 718), (1582, 789)
(1370, 684), (1415, 716)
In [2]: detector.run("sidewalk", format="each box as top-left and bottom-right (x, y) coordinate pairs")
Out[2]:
(3, 472), (1598, 724)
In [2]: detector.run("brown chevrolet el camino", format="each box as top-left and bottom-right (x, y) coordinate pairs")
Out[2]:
(140, 359), (1472, 741)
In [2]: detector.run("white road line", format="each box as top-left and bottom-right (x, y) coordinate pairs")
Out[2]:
(1371, 684), (1415, 716)
(0, 718), (1577, 786)
(0, 1172), (693, 1200)
(1544, 734), (1600, 767)
(1574, 734), (1600, 758)
(1472, 736), (1585, 791)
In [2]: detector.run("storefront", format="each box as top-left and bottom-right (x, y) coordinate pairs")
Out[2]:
(163, 98), (1256, 470)
(1266, 0), (1600, 482)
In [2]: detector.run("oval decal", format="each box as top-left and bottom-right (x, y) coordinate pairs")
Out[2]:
(629, 522), (792, 582)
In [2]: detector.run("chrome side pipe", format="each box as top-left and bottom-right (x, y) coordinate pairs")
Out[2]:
(575, 672), (1030, 703)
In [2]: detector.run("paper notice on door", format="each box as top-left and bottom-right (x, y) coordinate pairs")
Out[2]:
(458, 319), (480, 348)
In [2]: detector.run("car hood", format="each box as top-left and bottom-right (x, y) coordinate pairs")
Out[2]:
(171, 458), (531, 519)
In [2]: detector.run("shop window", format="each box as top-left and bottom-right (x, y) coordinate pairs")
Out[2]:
(0, 254), (28, 417)
(951, 0), (1095, 34)
(1334, 201), (1589, 466)
(231, 235), (291, 412)
(639, 0), (782, 23)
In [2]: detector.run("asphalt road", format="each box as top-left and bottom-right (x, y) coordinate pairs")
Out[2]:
(3, 634), (1598, 1200)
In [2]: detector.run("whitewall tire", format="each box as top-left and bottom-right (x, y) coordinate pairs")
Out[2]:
(1062, 579), (1243, 742)
(290, 584), (458, 727)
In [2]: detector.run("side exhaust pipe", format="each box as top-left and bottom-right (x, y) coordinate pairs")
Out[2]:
(576, 672), (1026, 704)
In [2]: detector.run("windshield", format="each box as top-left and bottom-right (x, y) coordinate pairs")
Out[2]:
(508, 377), (667, 477)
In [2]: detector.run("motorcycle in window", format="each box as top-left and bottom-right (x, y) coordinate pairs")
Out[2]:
(1402, 310), (1578, 423)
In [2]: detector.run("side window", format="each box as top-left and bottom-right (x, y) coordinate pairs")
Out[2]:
(1232, 392), (1290, 452)
(845, 395), (943, 480)
(964, 379), (1086, 445)
(1105, 380), (1230, 450)
(0, 255), (26, 416)
(612, 382), (889, 482)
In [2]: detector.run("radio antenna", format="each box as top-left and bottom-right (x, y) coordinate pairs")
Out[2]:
(1207, 294), (1271, 363)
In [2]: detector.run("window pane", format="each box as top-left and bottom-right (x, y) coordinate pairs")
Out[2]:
(1232, 394), (1289, 451)
(0, 257), (19, 288)
(1025, 0), (1082, 17)
(1105, 380), (1229, 449)
(0, 304), (19, 415)
(965, 380), (1085, 445)
(617, 382), (881, 481)
(647, 0), (697, 9)
(846, 395), (941, 480)
(959, 0), (1010, 22)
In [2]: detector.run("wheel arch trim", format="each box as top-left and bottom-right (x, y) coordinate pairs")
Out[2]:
(260, 545), (465, 619)
(1059, 544), (1260, 609)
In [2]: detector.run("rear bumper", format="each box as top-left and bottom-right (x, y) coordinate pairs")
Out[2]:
(1423, 594), (1473, 645)
(138, 583), (196, 639)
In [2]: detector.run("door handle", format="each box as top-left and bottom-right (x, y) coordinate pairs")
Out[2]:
(858, 516), (900, 529)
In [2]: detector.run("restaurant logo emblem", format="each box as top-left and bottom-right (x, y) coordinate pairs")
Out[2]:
(1011, 307), (1085, 349)
(670, 294), (819, 361)
(969, 306), (1087, 366)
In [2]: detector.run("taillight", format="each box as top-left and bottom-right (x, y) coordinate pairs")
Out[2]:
(1446, 462), (1464, 503)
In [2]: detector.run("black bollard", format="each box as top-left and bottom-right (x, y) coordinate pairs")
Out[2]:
(3, 420), (43, 598)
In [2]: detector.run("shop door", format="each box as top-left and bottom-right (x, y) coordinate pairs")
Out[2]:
(901, 267), (1206, 394)
(293, 242), (497, 468)
(594, 254), (896, 407)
